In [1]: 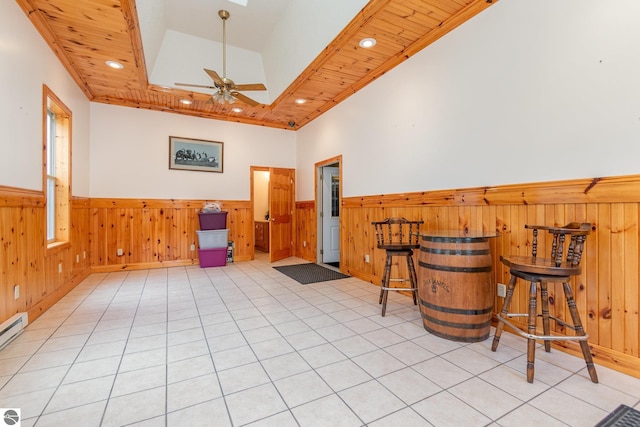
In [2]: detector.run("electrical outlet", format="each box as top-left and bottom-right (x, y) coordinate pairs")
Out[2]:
(497, 283), (507, 298)
(83, 251), (86, 259)
(58, 263), (62, 273)
(117, 248), (123, 256)
(190, 244), (196, 251)
(14, 285), (19, 300)
(303, 241), (307, 247)
(365, 254), (370, 263)
(76, 254), (80, 263)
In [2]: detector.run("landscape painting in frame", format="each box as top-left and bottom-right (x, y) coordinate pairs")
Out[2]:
(169, 136), (223, 173)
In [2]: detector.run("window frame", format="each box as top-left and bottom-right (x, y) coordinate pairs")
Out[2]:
(43, 85), (72, 250)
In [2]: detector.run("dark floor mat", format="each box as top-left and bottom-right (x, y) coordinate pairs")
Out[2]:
(273, 263), (349, 285)
(595, 404), (640, 427)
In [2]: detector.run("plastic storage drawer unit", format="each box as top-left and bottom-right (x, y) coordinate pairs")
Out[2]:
(196, 229), (229, 249)
(199, 248), (227, 267)
(198, 211), (227, 230)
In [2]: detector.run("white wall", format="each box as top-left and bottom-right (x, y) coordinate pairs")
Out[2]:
(0, 1), (91, 195)
(89, 104), (295, 200)
(262, 0), (368, 98)
(296, 0), (640, 200)
(7, 0), (640, 204)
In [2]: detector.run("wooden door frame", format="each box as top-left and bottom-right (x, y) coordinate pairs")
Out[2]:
(315, 155), (342, 265)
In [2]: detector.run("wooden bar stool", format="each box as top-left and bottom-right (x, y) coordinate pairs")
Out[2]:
(491, 222), (598, 383)
(372, 218), (423, 316)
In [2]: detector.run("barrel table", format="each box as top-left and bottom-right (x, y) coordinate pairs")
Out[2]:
(417, 230), (498, 342)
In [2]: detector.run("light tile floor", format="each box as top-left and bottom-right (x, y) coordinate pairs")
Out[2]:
(1, 254), (639, 426)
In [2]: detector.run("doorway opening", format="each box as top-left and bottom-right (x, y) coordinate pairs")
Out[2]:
(253, 169), (270, 255)
(316, 156), (342, 269)
(251, 166), (295, 263)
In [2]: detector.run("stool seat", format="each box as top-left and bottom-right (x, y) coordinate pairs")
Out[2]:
(379, 244), (417, 252)
(372, 218), (423, 316)
(491, 222), (598, 384)
(500, 255), (581, 278)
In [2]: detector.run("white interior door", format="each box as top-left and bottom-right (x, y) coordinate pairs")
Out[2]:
(322, 167), (340, 264)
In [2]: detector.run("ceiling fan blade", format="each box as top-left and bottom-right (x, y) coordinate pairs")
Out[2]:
(233, 83), (267, 92)
(175, 82), (217, 90)
(231, 91), (260, 107)
(204, 69), (224, 85)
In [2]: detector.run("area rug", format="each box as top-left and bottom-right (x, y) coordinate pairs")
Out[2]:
(595, 404), (640, 427)
(273, 263), (349, 284)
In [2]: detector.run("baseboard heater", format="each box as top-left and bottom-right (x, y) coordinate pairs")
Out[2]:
(0, 312), (28, 351)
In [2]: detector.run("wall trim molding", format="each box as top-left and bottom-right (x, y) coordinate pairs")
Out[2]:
(0, 185), (44, 207)
(89, 198), (251, 209)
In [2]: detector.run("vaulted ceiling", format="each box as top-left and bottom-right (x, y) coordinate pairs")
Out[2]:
(16, 0), (497, 130)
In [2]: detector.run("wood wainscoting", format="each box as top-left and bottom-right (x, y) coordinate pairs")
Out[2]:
(0, 186), (91, 325)
(89, 198), (253, 271)
(296, 174), (640, 378)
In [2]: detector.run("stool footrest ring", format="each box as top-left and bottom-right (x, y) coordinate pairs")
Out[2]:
(496, 314), (590, 342)
(380, 286), (417, 292)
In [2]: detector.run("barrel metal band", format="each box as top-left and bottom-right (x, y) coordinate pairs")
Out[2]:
(420, 312), (491, 330)
(419, 299), (493, 315)
(418, 260), (492, 273)
(420, 247), (490, 256)
(423, 325), (490, 342)
(421, 236), (488, 243)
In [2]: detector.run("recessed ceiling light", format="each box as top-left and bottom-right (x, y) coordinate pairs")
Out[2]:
(179, 99), (192, 105)
(359, 38), (376, 48)
(232, 107), (243, 113)
(105, 60), (124, 69)
(295, 98), (306, 104)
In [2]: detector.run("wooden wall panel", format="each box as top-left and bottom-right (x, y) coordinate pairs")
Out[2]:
(0, 187), (90, 325)
(339, 174), (640, 378)
(89, 199), (252, 271)
(4, 175), (640, 378)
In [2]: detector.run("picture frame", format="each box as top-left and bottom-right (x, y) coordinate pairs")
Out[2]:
(169, 136), (223, 173)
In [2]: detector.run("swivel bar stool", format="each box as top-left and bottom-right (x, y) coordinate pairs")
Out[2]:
(491, 222), (598, 383)
(372, 217), (423, 316)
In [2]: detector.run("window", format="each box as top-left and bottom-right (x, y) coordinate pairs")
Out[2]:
(331, 175), (340, 217)
(43, 85), (71, 247)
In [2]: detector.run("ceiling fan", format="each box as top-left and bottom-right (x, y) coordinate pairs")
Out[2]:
(175, 10), (267, 106)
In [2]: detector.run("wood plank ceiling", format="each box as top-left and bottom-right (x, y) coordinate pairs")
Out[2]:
(16, 0), (497, 130)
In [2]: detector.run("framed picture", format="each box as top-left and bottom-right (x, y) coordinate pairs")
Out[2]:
(169, 136), (223, 173)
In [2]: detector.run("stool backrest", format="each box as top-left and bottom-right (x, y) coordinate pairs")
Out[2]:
(526, 222), (591, 267)
(372, 217), (423, 249)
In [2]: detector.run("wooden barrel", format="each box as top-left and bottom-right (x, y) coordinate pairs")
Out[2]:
(417, 234), (494, 342)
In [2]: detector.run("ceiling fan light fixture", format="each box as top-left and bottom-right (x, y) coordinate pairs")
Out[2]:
(359, 38), (376, 48)
(175, 10), (266, 107)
